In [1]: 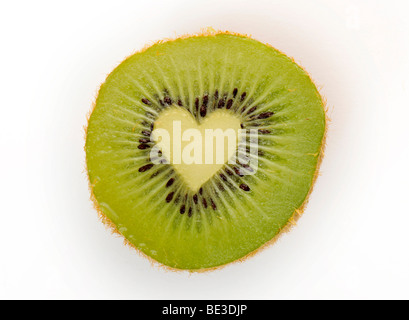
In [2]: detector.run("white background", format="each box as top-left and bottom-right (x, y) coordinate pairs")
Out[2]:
(0, 0), (408, 300)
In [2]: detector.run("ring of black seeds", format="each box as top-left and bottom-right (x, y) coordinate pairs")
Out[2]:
(136, 88), (274, 217)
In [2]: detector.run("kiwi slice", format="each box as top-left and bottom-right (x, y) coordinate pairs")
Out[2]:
(85, 32), (326, 271)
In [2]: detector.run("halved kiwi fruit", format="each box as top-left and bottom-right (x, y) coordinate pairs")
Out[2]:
(85, 31), (326, 271)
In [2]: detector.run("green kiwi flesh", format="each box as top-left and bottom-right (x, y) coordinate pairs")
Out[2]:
(85, 33), (326, 270)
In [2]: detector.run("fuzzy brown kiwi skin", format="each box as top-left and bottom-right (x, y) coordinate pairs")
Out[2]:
(84, 29), (329, 273)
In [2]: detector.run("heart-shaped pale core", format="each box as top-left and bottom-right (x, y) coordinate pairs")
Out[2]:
(152, 107), (241, 192)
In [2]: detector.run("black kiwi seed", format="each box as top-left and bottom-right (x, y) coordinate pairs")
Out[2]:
(226, 99), (233, 109)
(141, 130), (151, 137)
(211, 199), (217, 210)
(150, 171), (160, 179)
(164, 96), (172, 105)
(188, 208), (192, 217)
(166, 192), (174, 203)
(247, 106), (257, 115)
(180, 205), (186, 214)
(141, 98), (151, 105)
(233, 88), (238, 97)
(138, 144), (151, 150)
(177, 99), (183, 106)
(195, 97), (199, 109)
(199, 187), (203, 195)
(241, 123), (244, 129)
(214, 90), (219, 100)
(220, 174), (227, 181)
(159, 99), (165, 106)
(241, 92), (247, 101)
(258, 112), (275, 119)
(258, 129), (271, 134)
(202, 95), (209, 106)
(242, 164), (254, 173)
(139, 164), (154, 172)
(193, 194), (198, 204)
(240, 184), (251, 192)
(139, 138), (150, 143)
(166, 178), (175, 188)
(200, 105), (207, 117)
(218, 96), (226, 108)
(202, 198), (208, 209)
(233, 166), (244, 177)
